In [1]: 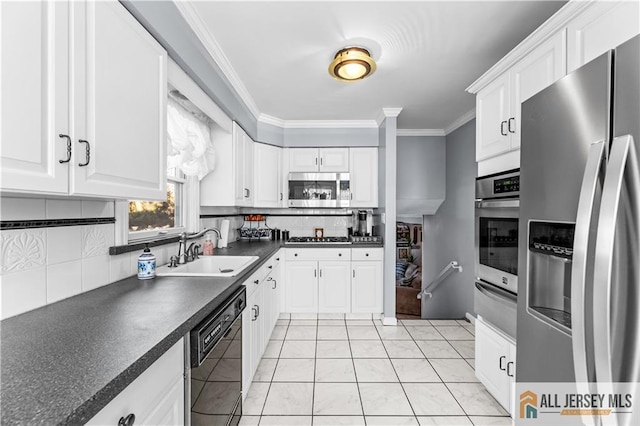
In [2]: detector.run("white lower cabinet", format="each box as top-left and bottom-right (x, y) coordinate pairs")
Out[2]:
(283, 248), (383, 314)
(284, 261), (318, 313)
(87, 338), (184, 425)
(475, 317), (516, 416)
(242, 250), (283, 394)
(318, 261), (351, 313)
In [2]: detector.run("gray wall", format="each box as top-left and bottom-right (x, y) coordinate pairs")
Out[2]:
(422, 119), (477, 319)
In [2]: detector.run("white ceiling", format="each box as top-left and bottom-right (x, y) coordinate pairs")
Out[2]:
(182, 1), (566, 131)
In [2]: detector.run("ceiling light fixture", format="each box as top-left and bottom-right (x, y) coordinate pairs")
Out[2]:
(328, 47), (376, 81)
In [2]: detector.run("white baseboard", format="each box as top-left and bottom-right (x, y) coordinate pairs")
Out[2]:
(465, 312), (476, 324)
(380, 315), (398, 326)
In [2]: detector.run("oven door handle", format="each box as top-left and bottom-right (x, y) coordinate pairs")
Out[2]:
(475, 199), (519, 209)
(475, 281), (517, 305)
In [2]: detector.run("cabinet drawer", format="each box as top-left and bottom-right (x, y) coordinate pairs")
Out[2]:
(87, 338), (184, 425)
(351, 248), (382, 261)
(286, 248), (351, 261)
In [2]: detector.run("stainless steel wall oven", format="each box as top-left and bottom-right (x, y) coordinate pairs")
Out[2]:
(474, 169), (519, 338)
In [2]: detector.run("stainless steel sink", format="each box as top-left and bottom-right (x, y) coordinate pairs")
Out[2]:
(155, 256), (259, 277)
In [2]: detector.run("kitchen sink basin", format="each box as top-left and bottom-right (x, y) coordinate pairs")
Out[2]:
(156, 256), (259, 277)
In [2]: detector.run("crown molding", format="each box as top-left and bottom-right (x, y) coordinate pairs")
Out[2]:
(444, 108), (476, 135)
(466, 0), (593, 93)
(259, 114), (378, 129)
(397, 129), (446, 137)
(174, 1), (261, 120)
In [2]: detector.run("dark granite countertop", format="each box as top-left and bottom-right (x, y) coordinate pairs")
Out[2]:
(0, 240), (284, 425)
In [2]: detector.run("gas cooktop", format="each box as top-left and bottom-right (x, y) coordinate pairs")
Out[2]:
(285, 236), (351, 244)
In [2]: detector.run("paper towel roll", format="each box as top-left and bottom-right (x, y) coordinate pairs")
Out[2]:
(219, 220), (230, 248)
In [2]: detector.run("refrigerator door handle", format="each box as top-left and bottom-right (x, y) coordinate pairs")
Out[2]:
(570, 140), (606, 391)
(593, 135), (639, 386)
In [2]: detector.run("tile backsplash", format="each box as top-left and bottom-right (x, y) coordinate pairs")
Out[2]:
(0, 197), (171, 320)
(1, 195), (356, 320)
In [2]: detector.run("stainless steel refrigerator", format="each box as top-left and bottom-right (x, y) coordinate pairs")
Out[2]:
(517, 33), (639, 422)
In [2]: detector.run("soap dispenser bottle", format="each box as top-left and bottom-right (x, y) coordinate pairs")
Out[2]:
(137, 244), (156, 280)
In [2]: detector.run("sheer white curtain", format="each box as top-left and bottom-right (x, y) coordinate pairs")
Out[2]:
(166, 98), (215, 180)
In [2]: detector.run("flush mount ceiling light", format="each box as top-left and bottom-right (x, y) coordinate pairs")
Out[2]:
(328, 47), (377, 81)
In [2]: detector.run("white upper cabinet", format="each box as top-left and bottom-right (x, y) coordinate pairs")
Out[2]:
(289, 148), (349, 172)
(349, 148), (378, 207)
(253, 142), (282, 208)
(0, 0), (167, 200)
(71, 1), (167, 200)
(476, 31), (566, 162)
(1, 1), (69, 194)
(476, 74), (511, 162)
(233, 123), (254, 206)
(567, 1), (640, 73)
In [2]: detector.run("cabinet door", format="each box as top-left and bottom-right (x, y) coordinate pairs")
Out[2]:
(349, 148), (378, 207)
(476, 73), (511, 161)
(319, 148), (349, 172)
(141, 377), (184, 426)
(318, 261), (351, 313)
(284, 261), (318, 313)
(289, 148), (319, 172)
(243, 133), (254, 206)
(475, 319), (511, 411)
(567, 1), (640, 72)
(510, 31), (567, 149)
(253, 143), (282, 207)
(248, 284), (265, 382)
(0, 1), (69, 194)
(351, 261), (383, 314)
(71, 0), (167, 200)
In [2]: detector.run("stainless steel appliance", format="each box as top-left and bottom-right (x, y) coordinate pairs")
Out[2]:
(188, 287), (245, 426)
(474, 169), (519, 338)
(517, 34), (639, 423)
(288, 172), (350, 208)
(285, 236), (351, 244)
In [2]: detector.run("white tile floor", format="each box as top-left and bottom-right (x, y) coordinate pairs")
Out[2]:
(240, 315), (511, 426)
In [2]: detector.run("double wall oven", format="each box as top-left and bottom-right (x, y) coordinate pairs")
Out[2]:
(475, 169), (519, 338)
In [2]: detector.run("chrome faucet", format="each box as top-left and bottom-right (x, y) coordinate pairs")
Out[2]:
(175, 228), (222, 265)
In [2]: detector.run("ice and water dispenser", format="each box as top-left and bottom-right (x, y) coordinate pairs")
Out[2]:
(527, 221), (575, 333)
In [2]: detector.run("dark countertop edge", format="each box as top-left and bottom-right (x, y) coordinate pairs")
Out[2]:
(63, 243), (285, 424)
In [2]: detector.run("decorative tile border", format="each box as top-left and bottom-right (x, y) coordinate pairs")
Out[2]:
(0, 218), (115, 231)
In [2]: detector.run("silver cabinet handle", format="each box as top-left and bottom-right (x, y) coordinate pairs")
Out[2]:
(78, 139), (90, 167)
(571, 141), (605, 390)
(314, 269), (316, 278)
(272, 279), (277, 289)
(353, 270), (355, 278)
(507, 361), (514, 377)
(315, 157), (318, 166)
(508, 117), (516, 133)
(499, 355), (506, 371)
(319, 269), (322, 278)
(58, 134), (71, 163)
(280, 192), (283, 201)
(320, 157), (323, 166)
(500, 121), (508, 136)
(244, 188), (250, 198)
(256, 304), (260, 318)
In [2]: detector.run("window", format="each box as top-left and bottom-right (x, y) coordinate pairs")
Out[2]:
(128, 166), (186, 240)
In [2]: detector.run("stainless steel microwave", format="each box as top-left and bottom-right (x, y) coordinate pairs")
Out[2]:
(288, 172), (350, 208)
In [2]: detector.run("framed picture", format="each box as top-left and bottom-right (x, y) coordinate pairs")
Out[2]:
(398, 248), (409, 260)
(314, 228), (324, 238)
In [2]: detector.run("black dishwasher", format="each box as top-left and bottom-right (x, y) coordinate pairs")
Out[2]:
(188, 287), (245, 426)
